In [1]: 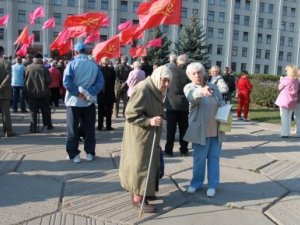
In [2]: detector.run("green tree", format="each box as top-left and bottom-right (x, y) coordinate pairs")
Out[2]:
(175, 16), (209, 68)
(146, 27), (171, 66)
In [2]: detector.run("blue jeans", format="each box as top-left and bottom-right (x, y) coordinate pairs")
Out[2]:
(66, 104), (96, 159)
(12, 86), (26, 111)
(190, 137), (221, 189)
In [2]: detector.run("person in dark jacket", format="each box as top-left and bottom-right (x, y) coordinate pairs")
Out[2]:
(164, 54), (190, 156)
(97, 57), (116, 131)
(114, 55), (131, 118)
(24, 53), (53, 133)
(141, 56), (153, 77)
(222, 66), (236, 103)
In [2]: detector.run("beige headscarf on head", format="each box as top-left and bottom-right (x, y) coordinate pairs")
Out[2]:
(150, 65), (172, 94)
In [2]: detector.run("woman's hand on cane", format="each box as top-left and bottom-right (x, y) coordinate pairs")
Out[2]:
(150, 116), (162, 126)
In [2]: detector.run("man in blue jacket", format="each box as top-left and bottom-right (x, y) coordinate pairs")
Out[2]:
(63, 42), (104, 163)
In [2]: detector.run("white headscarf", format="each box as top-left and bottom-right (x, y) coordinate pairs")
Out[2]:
(150, 65), (172, 94)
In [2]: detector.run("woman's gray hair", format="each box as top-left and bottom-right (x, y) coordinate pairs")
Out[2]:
(133, 60), (142, 69)
(186, 62), (206, 81)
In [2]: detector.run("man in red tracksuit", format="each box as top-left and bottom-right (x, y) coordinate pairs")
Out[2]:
(237, 70), (252, 120)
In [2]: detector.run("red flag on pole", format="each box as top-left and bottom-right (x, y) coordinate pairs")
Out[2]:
(16, 44), (29, 57)
(49, 29), (70, 51)
(146, 37), (162, 48)
(29, 6), (45, 25)
(101, 16), (110, 27)
(92, 35), (120, 63)
(118, 25), (143, 46)
(84, 32), (100, 44)
(137, 0), (182, 30)
(118, 20), (133, 31)
(14, 26), (29, 45)
(58, 39), (73, 56)
(64, 12), (107, 33)
(28, 33), (34, 46)
(42, 17), (55, 29)
(67, 26), (87, 38)
(0, 14), (9, 27)
(129, 46), (147, 58)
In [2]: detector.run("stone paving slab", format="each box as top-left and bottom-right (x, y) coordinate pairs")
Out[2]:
(173, 167), (288, 211)
(21, 212), (121, 225)
(264, 192), (300, 225)
(255, 140), (300, 162)
(260, 160), (300, 192)
(221, 144), (275, 171)
(141, 202), (275, 225)
(0, 172), (62, 225)
(62, 170), (186, 224)
(17, 149), (114, 181)
(0, 151), (24, 175)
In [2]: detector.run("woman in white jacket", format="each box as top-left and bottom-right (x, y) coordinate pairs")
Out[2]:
(209, 65), (229, 95)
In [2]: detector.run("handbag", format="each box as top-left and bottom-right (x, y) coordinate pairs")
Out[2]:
(219, 113), (232, 132)
(215, 104), (232, 122)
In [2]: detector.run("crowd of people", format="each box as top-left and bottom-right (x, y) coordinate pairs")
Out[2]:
(2, 43), (300, 213)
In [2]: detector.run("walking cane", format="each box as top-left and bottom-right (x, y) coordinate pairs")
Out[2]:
(138, 126), (158, 218)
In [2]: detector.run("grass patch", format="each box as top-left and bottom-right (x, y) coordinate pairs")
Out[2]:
(232, 99), (281, 124)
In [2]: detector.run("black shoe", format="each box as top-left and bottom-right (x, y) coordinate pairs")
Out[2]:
(13, 110), (17, 113)
(164, 151), (173, 157)
(97, 127), (103, 131)
(132, 200), (156, 213)
(5, 132), (16, 137)
(146, 195), (158, 201)
(181, 152), (189, 157)
(30, 129), (38, 133)
(106, 127), (114, 131)
(21, 110), (28, 113)
(47, 125), (54, 130)
(281, 136), (288, 138)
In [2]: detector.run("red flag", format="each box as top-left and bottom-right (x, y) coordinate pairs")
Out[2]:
(0, 14), (9, 27)
(42, 17), (55, 29)
(29, 6), (45, 25)
(101, 16), (109, 27)
(118, 25), (142, 46)
(129, 46), (147, 58)
(16, 44), (29, 57)
(14, 26), (29, 45)
(49, 29), (70, 51)
(84, 32), (100, 44)
(28, 33), (34, 46)
(64, 12), (107, 33)
(146, 37), (162, 48)
(67, 26), (87, 38)
(92, 35), (120, 63)
(137, 0), (182, 30)
(118, 20), (133, 31)
(58, 39), (73, 56)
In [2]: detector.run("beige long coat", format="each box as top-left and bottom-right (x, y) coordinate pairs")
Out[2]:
(119, 77), (163, 196)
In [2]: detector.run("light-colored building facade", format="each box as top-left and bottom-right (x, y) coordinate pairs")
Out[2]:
(0, 0), (299, 74)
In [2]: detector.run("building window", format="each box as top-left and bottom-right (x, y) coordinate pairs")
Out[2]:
(233, 30), (239, 41)
(133, 2), (139, 12)
(217, 45), (223, 55)
(120, 1), (128, 12)
(289, 22), (294, 32)
(0, 28), (4, 40)
(0, 8), (3, 16)
(235, 0), (241, 9)
(216, 61), (222, 68)
(220, 0), (226, 6)
(267, 19), (273, 29)
(100, 35), (108, 41)
(218, 29), (224, 39)
(266, 35), (272, 44)
(277, 66), (283, 76)
(219, 12), (225, 23)
(241, 63), (247, 71)
(192, 9), (199, 17)
(67, 0), (75, 7)
(280, 36), (285, 46)
(54, 13), (61, 25)
(279, 51), (284, 60)
(244, 16), (250, 26)
(268, 4), (274, 14)
(291, 8), (296, 17)
(232, 46), (238, 56)
(287, 52), (292, 61)
(265, 50), (270, 59)
(133, 19), (139, 25)
(18, 0), (26, 2)
(119, 18), (126, 24)
(18, 10), (26, 22)
(259, 2), (265, 12)
(258, 18), (263, 28)
(32, 30), (40, 42)
(288, 37), (293, 47)
(281, 21), (286, 31)
(101, 0), (108, 10)
(182, 7), (188, 18)
(208, 0), (215, 5)
(242, 47), (248, 57)
(257, 33), (262, 43)
(193, 0), (199, 2)
(88, 0), (95, 9)
(208, 44), (212, 54)
(255, 64), (260, 74)
(162, 25), (169, 33)
(283, 6), (287, 16)
(245, 0), (251, 10)
(207, 27), (213, 38)
(54, 0), (61, 5)
(256, 49), (261, 58)
(264, 65), (269, 74)
(234, 14), (240, 24)
(32, 0), (40, 3)
(208, 11), (214, 21)
(231, 62), (237, 72)
(243, 32), (248, 41)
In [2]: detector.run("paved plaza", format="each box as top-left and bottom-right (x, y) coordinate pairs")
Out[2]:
(0, 106), (300, 225)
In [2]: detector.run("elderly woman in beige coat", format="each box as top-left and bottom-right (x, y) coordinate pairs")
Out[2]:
(119, 65), (172, 213)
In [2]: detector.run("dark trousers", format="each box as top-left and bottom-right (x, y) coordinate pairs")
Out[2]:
(98, 102), (113, 129)
(165, 110), (189, 154)
(114, 89), (127, 117)
(27, 97), (52, 131)
(50, 87), (61, 107)
(12, 86), (26, 111)
(0, 99), (12, 135)
(66, 104), (96, 159)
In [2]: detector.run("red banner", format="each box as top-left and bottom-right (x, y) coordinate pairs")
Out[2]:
(92, 35), (120, 63)
(130, 46), (147, 58)
(14, 26), (29, 45)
